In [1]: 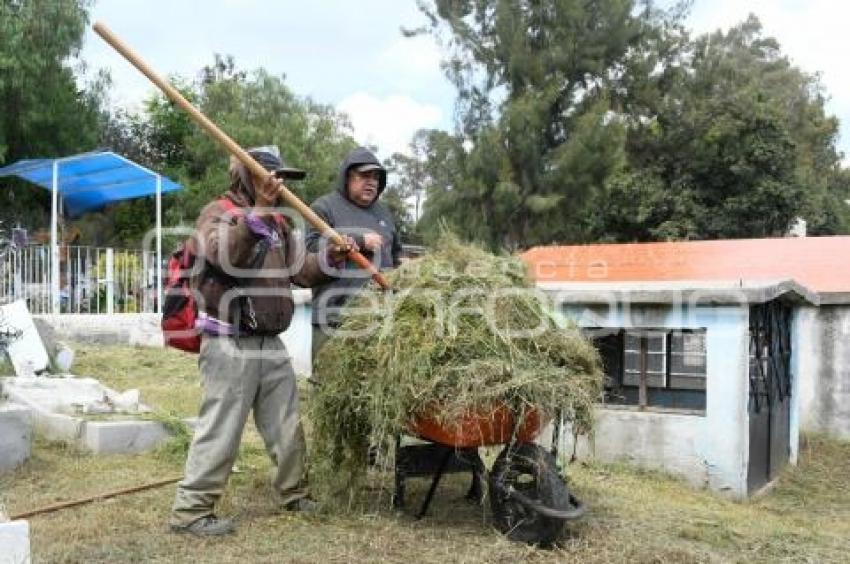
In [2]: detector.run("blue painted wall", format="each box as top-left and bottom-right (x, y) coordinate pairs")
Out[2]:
(557, 302), (752, 497)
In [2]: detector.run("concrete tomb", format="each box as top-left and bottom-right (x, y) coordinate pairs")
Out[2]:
(0, 376), (175, 455)
(0, 402), (33, 473)
(0, 520), (31, 564)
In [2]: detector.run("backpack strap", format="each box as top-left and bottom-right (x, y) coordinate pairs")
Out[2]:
(271, 213), (288, 230)
(218, 196), (242, 219)
(218, 197), (288, 232)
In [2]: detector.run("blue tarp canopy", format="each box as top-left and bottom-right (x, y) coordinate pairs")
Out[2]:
(0, 151), (182, 217)
(0, 150), (178, 314)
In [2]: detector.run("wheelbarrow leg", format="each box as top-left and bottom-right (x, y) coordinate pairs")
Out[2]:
(393, 436), (405, 510)
(462, 448), (486, 504)
(415, 448), (453, 519)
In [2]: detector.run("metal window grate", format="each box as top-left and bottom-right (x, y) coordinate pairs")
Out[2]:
(748, 301), (792, 414)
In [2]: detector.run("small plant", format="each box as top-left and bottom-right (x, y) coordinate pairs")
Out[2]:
(147, 411), (193, 463)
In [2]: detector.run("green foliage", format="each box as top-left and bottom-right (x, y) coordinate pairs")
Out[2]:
(147, 411), (193, 464)
(411, 0), (660, 250)
(0, 0), (107, 230)
(384, 130), (434, 243)
(153, 55), (358, 227)
(590, 15), (847, 241)
(78, 55), (361, 244)
(407, 4), (849, 246)
(87, 251), (142, 313)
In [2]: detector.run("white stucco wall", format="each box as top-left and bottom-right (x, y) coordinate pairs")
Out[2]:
(556, 303), (752, 498)
(31, 289), (316, 377)
(35, 313), (164, 347)
(280, 300), (312, 377)
(794, 305), (850, 439)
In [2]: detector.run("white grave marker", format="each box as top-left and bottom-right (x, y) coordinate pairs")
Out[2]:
(0, 300), (49, 377)
(0, 520), (31, 564)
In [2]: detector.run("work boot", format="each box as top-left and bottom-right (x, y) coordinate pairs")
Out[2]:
(284, 497), (318, 513)
(170, 515), (235, 536)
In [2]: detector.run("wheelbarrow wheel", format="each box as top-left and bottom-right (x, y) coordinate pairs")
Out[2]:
(488, 442), (575, 546)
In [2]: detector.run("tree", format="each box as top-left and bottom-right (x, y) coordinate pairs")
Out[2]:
(414, 4), (848, 247)
(385, 130), (438, 243)
(168, 56), (359, 226)
(412, 0), (669, 250)
(102, 55), (359, 243)
(0, 0), (107, 229)
(591, 15), (848, 241)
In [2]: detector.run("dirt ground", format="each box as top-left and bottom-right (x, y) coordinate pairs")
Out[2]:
(1, 345), (848, 563)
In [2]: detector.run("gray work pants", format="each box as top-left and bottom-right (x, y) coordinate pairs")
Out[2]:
(170, 334), (307, 526)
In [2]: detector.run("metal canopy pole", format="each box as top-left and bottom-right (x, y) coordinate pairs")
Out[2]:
(155, 174), (162, 314)
(50, 160), (60, 314)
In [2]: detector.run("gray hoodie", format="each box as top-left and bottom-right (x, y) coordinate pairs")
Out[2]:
(306, 147), (401, 327)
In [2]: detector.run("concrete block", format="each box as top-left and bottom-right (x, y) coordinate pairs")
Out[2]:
(128, 316), (164, 347)
(33, 313), (164, 347)
(82, 420), (170, 454)
(33, 412), (84, 443)
(0, 376), (187, 454)
(0, 520), (31, 564)
(0, 404), (32, 473)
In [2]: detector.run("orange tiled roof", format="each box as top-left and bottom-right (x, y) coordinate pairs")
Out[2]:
(521, 236), (850, 294)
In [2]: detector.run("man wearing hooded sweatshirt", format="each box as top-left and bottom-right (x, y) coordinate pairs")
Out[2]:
(169, 146), (354, 537)
(306, 146), (401, 365)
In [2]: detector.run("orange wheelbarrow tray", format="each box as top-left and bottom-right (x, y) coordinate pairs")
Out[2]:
(408, 404), (547, 448)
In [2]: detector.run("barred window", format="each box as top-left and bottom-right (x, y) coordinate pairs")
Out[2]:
(588, 329), (707, 412)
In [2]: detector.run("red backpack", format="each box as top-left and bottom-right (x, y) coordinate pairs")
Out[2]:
(161, 237), (203, 353)
(160, 198), (284, 353)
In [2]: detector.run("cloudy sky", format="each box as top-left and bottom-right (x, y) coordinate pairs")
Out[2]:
(80, 1), (849, 161)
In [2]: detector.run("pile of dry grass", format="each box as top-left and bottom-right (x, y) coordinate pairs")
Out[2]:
(308, 234), (603, 509)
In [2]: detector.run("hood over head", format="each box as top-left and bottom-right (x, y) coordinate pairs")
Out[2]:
(335, 146), (387, 201)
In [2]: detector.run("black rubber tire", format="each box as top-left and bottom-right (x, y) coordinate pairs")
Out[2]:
(488, 442), (573, 546)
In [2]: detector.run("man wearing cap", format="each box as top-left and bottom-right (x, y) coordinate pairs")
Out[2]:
(306, 146), (401, 370)
(169, 146), (355, 536)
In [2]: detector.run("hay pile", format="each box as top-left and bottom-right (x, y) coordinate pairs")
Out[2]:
(308, 234), (603, 508)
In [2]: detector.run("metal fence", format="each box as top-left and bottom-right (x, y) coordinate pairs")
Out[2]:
(0, 245), (158, 314)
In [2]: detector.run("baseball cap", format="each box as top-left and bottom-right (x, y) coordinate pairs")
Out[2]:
(354, 163), (383, 173)
(248, 145), (307, 180)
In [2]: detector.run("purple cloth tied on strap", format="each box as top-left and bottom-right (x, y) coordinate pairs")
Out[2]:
(195, 312), (235, 336)
(244, 213), (279, 243)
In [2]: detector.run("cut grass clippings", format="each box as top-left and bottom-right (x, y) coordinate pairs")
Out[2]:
(309, 233), (604, 509)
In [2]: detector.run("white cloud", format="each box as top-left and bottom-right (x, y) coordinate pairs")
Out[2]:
(377, 34), (444, 88)
(337, 93), (443, 158)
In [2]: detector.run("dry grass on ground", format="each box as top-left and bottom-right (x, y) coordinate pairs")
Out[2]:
(1, 344), (849, 563)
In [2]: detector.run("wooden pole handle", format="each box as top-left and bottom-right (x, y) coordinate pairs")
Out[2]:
(10, 476), (183, 520)
(93, 21), (390, 290)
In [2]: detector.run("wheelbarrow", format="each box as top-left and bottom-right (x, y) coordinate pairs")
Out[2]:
(393, 404), (585, 546)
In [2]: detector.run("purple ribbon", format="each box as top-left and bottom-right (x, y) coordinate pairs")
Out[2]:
(195, 312), (235, 336)
(244, 213), (279, 243)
